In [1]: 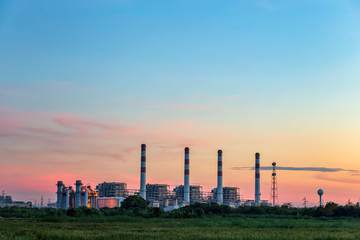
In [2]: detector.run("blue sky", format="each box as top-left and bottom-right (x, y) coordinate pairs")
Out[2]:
(0, 0), (360, 205)
(1, 0), (359, 130)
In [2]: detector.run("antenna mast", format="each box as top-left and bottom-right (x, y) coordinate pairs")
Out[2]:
(302, 197), (308, 208)
(270, 162), (278, 206)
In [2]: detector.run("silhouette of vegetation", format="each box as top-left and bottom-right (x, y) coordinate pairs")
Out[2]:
(1, 198), (360, 220)
(3, 200), (360, 239)
(120, 195), (150, 211)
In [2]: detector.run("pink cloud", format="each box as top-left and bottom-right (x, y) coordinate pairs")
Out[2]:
(53, 116), (142, 135)
(0, 107), (142, 138)
(1, 106), (287, 203)
(0, 108), (146, 177)
(54, 116), (113, 132)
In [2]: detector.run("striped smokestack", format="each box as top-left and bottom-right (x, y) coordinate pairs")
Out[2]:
(255, 152), (261, 205)
(217, 150), (223, 204)
(140, 144), (146, 200)
(184, 147), (190, 203)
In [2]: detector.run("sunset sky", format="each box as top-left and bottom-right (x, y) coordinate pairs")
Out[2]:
(0, 0), (360, 207)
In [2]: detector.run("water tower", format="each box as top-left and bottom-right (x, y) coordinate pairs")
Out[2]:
(317, 189), (324, 207)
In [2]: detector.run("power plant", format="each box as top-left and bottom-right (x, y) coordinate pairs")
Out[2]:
(56, 181), (97, 209)
(0, 191), (32, 208)
(55, 144), (273, 210)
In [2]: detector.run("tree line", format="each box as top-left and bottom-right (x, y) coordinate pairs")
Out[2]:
(1, 196), (360, 219)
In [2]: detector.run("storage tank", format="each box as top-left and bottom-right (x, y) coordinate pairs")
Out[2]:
(97, 197), (125, 209)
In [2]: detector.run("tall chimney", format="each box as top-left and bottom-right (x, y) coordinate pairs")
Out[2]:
(75, 180), (82, 208)
(56, 181), (63, 209)
(217, 150), (223, 204)
(83, 189), (89, 207)
(140, 144), (146, 200)
(184, 147), (190, 203)
(63, 188), (69, 209)
(255, 152), (261, 205)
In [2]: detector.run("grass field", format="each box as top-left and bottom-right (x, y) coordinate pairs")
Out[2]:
(1, 216), (360, 240)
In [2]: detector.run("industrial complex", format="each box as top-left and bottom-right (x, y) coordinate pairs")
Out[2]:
(0, 191), (32, 208)
(55, 144), (274, 210)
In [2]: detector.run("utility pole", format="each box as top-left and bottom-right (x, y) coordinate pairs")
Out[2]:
(302, 197), (308, 208)
(270, 162), (278, 206)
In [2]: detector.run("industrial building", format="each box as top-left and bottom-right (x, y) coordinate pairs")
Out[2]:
(0, 192), (32, 208)
(223, 187), (240, 204)
(174, 185), (202, 203)
(47, 202), (57, 208)
(212, 187), (240, 205)
(56, 181), (98, 209)
(146, 184), (178, 208)
(97, 182), (127, 197)
(54, 144), (271, 210)
(97, 197), (125, 208)
(146, 184), (169, 200)
(0, 194), (12, 203)
(242, 200), (271, 206)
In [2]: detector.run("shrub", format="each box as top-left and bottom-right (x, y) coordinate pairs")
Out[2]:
(120, 196), (150, 211)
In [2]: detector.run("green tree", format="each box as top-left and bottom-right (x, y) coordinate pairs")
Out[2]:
(120, 195), (149, 211)
(281, 202), (293, 209)
(324, 202), (338, 216)
(148, 207), (164, 218)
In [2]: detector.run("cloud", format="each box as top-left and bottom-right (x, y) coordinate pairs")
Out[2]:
(0, 106), (238, 201)
(0, 107), (214, 168)
(0, 107), (142, 138)
(232, 166), (359, 174)
(1, 148), (127, 162)
(315, 174), (360, 184)
(53, 116), (142, 135)
(0, 108), (142, 164)
(54, 116), (114, 130)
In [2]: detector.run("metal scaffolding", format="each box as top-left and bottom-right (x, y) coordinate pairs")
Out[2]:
(97, 182), (128, 198)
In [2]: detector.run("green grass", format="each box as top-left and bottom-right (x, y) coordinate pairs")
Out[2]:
(1, 216), (360, 239)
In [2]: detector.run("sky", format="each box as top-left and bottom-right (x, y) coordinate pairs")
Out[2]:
(0, 0), (359, 207)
